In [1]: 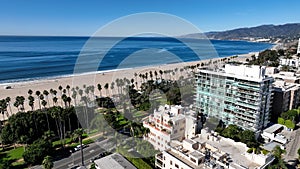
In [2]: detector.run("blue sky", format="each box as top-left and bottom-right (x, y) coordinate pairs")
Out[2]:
(1, 0), (299, 36)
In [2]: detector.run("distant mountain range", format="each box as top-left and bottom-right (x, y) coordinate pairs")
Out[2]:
(183, 23), (300, 42)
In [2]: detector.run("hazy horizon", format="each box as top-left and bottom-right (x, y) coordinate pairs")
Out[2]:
(1, 0), (299, 36)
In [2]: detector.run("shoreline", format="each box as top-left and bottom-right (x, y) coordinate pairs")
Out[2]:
(0, 38), (274, 86)
(0, 41), (273, 121)
(0, 53), (254, 121)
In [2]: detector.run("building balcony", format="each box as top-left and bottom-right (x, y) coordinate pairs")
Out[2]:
(155, 161), (163, 168)
(156, 153), (163, 161)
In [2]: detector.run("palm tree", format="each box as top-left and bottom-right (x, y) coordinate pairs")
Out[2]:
(66, 85), (71, 96)
(36, 91), (41, 109)
(97, 84), (102, 97)
(72, 91), (77, 106)
(73, 128), (85, 166)
(115, 78), (120, 94)
(89, 85), (95, 99)
(78, 89), (83, 98)
(58, 85), (63, 94)
(5, 97), (12, 116)
(145, 72), (148, 80)
(149, 71), (153, 80)
(42, 100), (47, 108)
(42, 155), (54, 169)
(80, 96), (90, 130)
(110, 82), (115, 96)
(53, 97), (58, 106)
(154, 70), (158, 80)
(13, 100), (20, 112)
(62, 94), (68, 108)
(104, 83), (109, 96)
(272, 145), (286, 159)
(0, 99), (8, 120)
(28, 95), (35, 110)
(66, 97), (72, 107)
(63, 89), (67, 95)
(28, 89), (33, 96)
(15, 96), (25, 112)
(271, 145), (287, 169)
(41, 100), (50, 131)
(51, 106), (63, 147)
(43, 90), (50, 107)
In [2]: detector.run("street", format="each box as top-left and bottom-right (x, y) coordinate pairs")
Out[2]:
(284, 127), (300, 166)
(30, 138), (115, 169)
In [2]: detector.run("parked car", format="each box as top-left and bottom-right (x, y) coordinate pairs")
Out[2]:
(74, 144), (88, 152)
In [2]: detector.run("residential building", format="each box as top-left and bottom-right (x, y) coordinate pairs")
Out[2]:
(261, 124), (288, 145)
(271, 80), (300, 120)
(279, 58), (300, 67)
(94, 153), (137, 169)
(143, 105), (202, 151)
(267, 70), (300, 84)
(195, 64), (274, 132)
(155, 130), (274, 169)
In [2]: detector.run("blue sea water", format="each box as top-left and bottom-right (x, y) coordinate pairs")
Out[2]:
(0, 36), (273, 83)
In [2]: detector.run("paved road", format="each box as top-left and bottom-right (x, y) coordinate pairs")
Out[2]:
(288, 130), (300, 156)
(284, 128), (300, 166)
(31, 139), (115, 169)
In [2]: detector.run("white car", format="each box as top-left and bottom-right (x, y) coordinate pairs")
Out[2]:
(74, 144), (86, 151)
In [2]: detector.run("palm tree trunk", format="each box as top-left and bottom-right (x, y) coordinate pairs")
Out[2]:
(68, 116), (72, 132)
(54, 119), (61, 144)
(63, 120), (66, 146)
(80, 137), (84, 166)
(59, 120), (64, 148)
(8, 104), (12, 116)
(38, 99), (41, 110)
(45, 112), (50, 131)
(85, 105), (89, 133)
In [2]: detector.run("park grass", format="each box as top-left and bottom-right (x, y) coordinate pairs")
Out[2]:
(52, 133), (90, 147)
(0, 146), (24, 161)
(5, 147), (24, 161)
(133, 111), (148, 118)
(0, 146), (26, 168)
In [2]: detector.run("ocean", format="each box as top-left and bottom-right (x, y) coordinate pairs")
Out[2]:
(0, 36), (273, 83)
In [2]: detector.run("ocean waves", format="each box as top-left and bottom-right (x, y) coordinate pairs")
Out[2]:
(0, 36), (273, 83)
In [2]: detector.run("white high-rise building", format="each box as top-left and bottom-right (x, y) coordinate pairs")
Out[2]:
(143, 105), (202, 151)
(195, 64), (274, 132)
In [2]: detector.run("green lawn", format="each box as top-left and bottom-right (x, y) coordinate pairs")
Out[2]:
(0, 146), (24, 161)
(133, 111), (148, 118)
(0, 146), (26, 168)
(6, 147), (24, 160)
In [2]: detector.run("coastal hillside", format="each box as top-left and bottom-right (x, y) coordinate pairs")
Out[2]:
(184, 23), (300, 43)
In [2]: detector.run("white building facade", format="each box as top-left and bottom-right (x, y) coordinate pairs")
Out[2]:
(143, 105), (202, 151)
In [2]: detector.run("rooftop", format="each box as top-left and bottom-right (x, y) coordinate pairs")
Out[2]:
(269, 71), (300, 80)
(193, 136), (261, 169)
(94, 153), (137, 169)
(197, 64), (273, 82)
(263, 141), (283, 152)
(166, 148), (205, 169)
(273, 80), (300, 91)
(263, 124), (285, 134)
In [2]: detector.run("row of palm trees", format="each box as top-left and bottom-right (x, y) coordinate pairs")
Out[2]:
(0, 57), (229, 121)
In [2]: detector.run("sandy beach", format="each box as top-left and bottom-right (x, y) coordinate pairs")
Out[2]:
(0, 54), (253, 121)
